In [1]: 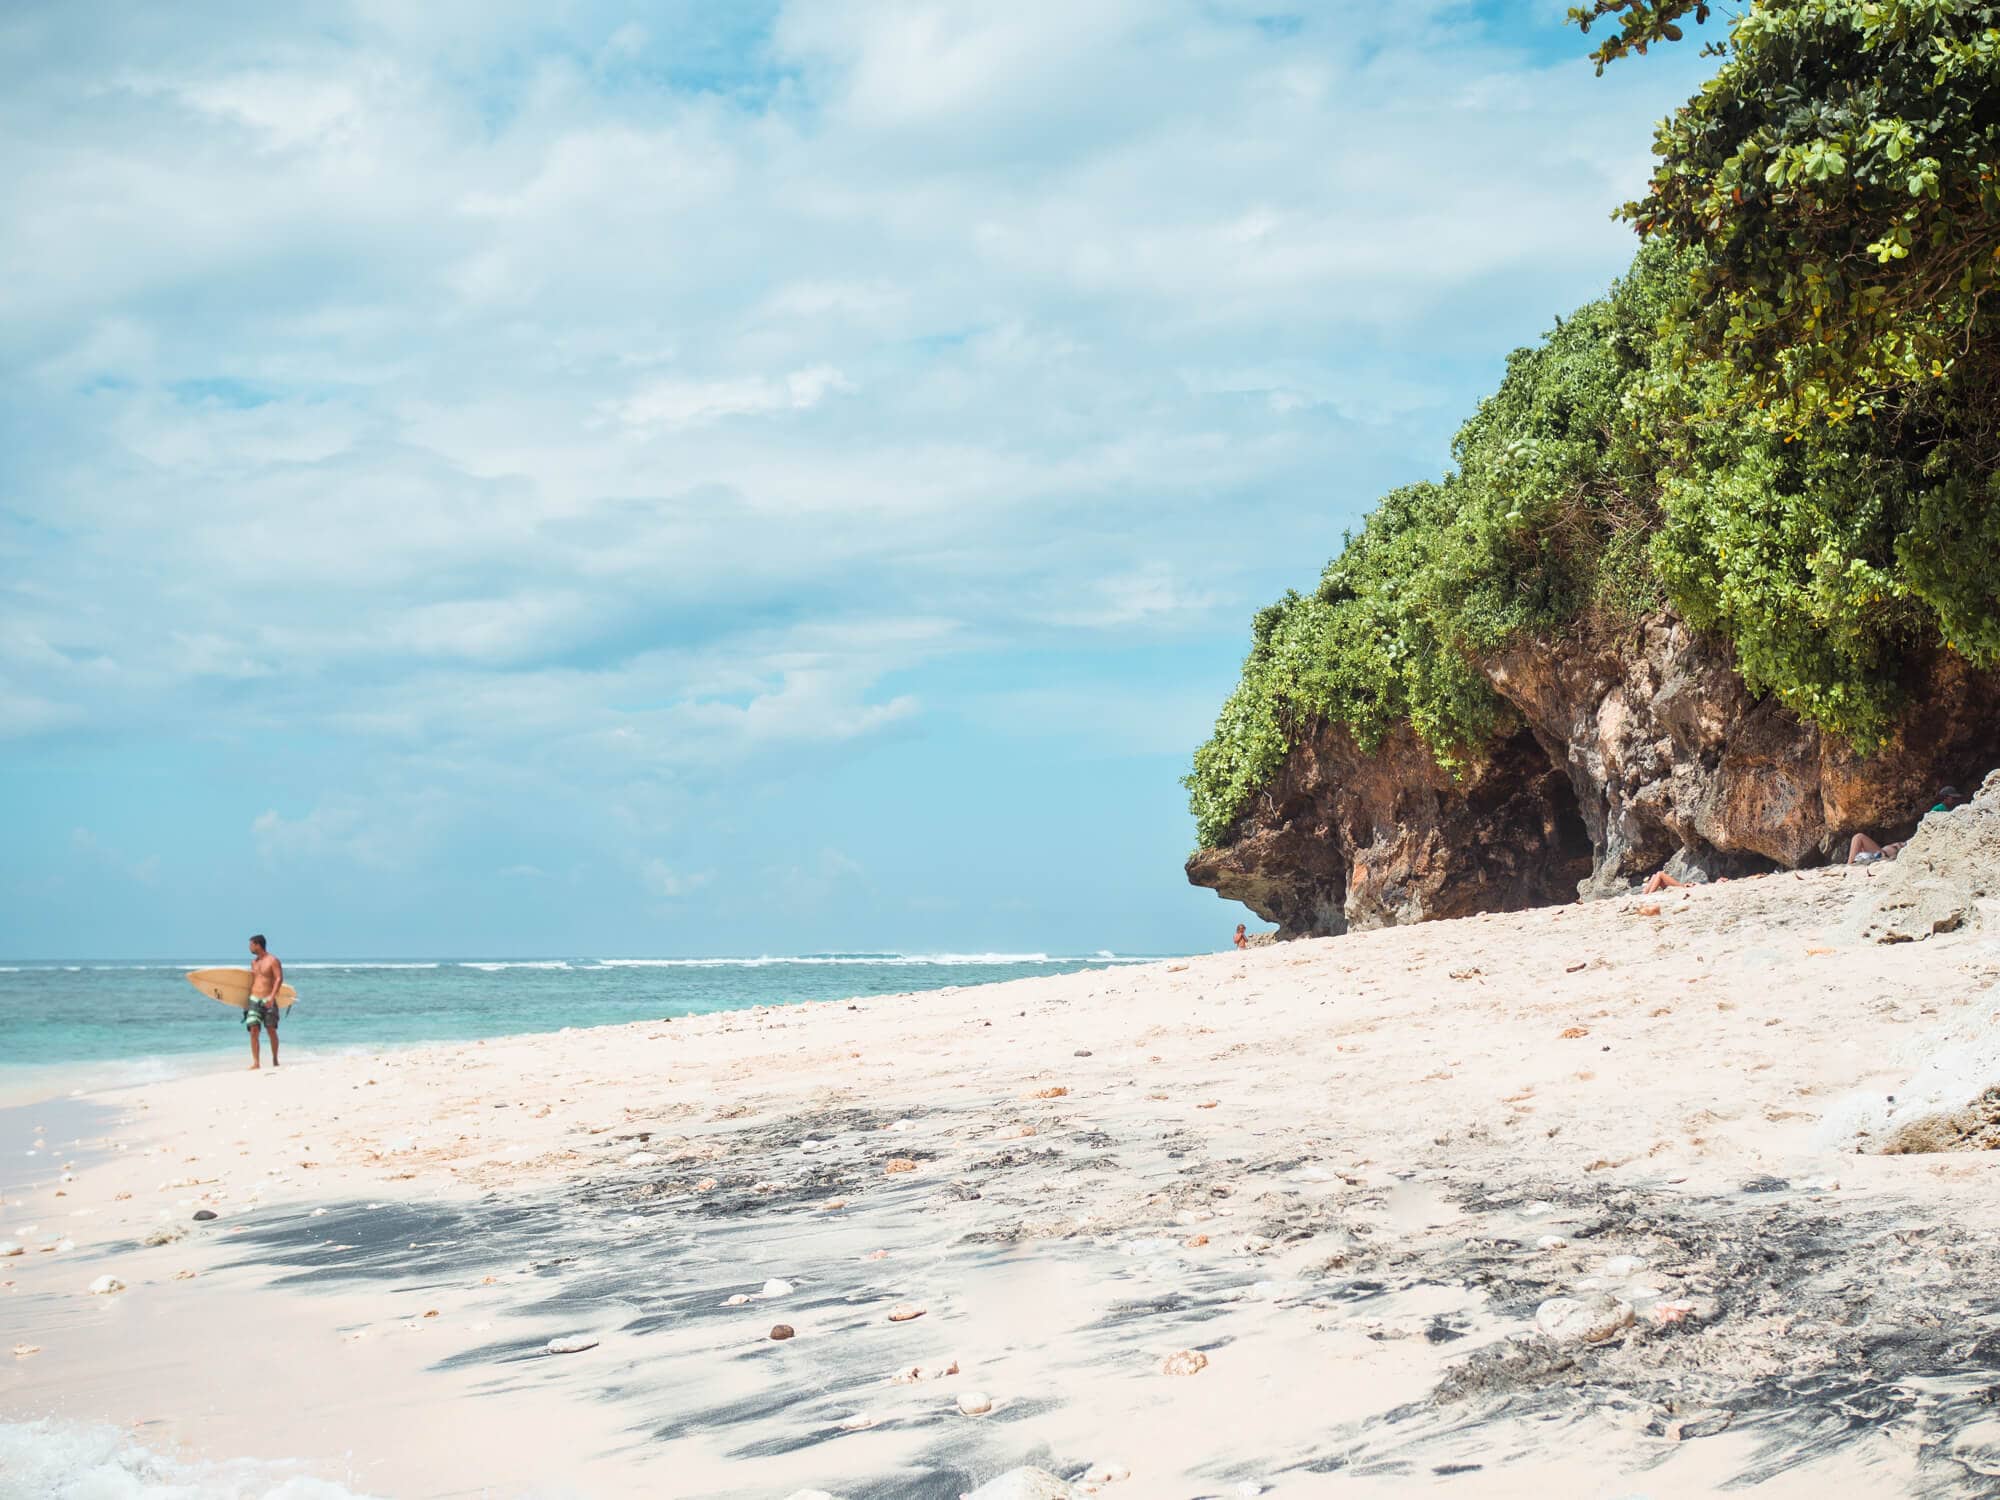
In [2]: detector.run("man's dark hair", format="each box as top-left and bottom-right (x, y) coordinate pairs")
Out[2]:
(1939, 786), (1964, 806)
(250, 934), (267, 949)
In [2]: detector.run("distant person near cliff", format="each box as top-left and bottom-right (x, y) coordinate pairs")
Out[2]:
(1233, 923), (1248, 950)
(247, 934), (284, 1070)
(1849, 787), (1966, 866)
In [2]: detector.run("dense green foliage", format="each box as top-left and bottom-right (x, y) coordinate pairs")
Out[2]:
(1615, 0), (2000, 426)
(1187, 0), (2000, 849)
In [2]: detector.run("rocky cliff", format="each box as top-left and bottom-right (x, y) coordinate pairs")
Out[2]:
(1188, 615), (2000, 937)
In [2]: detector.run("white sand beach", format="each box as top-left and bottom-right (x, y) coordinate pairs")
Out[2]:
(8, 860), (2000, 1497)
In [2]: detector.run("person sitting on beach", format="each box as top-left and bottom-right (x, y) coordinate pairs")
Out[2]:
(1848, 786), (1966, 865)
(246, 933), (283, 1071)
(1233, 923), (1248, 950)
(1642, 870), (1686, 895)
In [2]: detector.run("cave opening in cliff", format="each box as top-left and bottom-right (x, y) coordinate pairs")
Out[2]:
(1538, 761), (1596, 901)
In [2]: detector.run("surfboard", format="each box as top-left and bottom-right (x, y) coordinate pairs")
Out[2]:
(185, 967), (298, 1011)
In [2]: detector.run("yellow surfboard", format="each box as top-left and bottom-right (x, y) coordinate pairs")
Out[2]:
(185, 967), (298, 1011)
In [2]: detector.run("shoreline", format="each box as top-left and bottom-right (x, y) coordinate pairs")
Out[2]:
(0, 954), (1176, 1111)
(7, 872), (2000, 1496)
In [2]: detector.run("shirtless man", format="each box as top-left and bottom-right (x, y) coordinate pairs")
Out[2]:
(246, 934), (283, 1070)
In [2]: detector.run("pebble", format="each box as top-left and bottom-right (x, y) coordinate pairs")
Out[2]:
(1535, 1235), (1569, 1251)
(769, 1324), (796, 1341)
(141, 1226), (185, 1248)
(1534, 1294), (1634, 1344)
(1160, 1349), (1208, 1376)
(956, 1390), (994, 1415)
(887, 1303), (926, 1322)
(87, 1275), (125, 1296)
(1085, 1465), (1130, 1483)
(884, 1158), (918, 1175)
(964, 1468), (1076, 1500)
(724, 1294), (751, 1307)
(1183, 1234), (1210, 1248)
(761, 1278), (795, 1298)
(12, 1343), (40, 1358)
(1602, 1255), (1646, 1277)
(545, 1335), (598, 1354)
(836, 1413), (875, 1431)
(623, 1151), (661, 1167)
(192, 1210), (218, 1222)
(0, 1242), (20, 1258)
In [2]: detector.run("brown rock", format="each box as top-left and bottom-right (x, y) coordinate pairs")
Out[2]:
(887, 1303), (926, 1322)
(769, 1324), (795, 1341)
(884, 1158), (918, 1175)
(1161, 1349), (1208, 1376)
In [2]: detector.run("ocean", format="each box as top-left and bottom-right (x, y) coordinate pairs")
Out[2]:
(0, 952), (1158, 1104)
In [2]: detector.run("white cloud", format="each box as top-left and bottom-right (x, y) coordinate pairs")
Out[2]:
(608, 365), (854, 431)
(640, 859), (711, 901)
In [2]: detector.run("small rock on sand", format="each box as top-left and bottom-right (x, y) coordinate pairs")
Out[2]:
(887, 1303), (926, 1322)
(884, 1158), (918, 1174)
(761, 1278), (795, 1297)
(769, 1324), (796, 1340)
(965, 1469), (1076, 1500)
(0, 1242), (20, 1257)
(724, 1293), (751, 1306)
(87, 1275), (125, 1296)
(191, 1209), (218, 1222)
(1161, 1349), (1208, 1376)
(12, 1344), (39, 1358)
(956, 1390), (994, 1415)
(141, 1226), (184, 1248)
(623, 1151), (661, 1166)
(1536, 1235), (1569, 1251)
(545, 1335), (598, 1354)
(1535, 1294), (1633, 1344)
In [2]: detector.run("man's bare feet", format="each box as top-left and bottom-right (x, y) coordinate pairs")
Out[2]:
(248, 1063), (261, 1071)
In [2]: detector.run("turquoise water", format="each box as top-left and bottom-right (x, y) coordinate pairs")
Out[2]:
(0, 952), (1157, 1100)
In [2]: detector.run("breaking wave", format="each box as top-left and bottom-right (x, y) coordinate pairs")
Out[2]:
(0, 1419), (383, 1499)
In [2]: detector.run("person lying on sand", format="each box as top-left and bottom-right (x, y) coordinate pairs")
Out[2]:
(1848, 786), (1966, 865)
(246, 933), (283, 1071)
(1642, 870), (1686, 894)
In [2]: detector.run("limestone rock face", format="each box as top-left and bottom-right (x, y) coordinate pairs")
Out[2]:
(1184, 719), (1594, 937)
(1189, 616), (2000, 936)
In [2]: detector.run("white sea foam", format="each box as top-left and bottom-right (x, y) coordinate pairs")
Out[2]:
(284, 962), (441, 970)
(457, 961), (572, 971)
(0, 1418), (382, 1499)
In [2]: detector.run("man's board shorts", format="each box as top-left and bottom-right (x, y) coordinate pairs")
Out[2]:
(245, 997), (280, 1031)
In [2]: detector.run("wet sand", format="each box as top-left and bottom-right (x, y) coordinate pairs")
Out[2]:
(8, 865), (2000, 1497)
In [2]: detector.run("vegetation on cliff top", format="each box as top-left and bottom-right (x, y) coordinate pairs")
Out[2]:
(1188, 0), (2000, 849)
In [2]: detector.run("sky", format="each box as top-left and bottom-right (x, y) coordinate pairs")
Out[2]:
(0, 1), (1719, 959)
